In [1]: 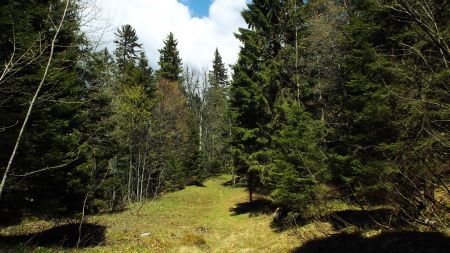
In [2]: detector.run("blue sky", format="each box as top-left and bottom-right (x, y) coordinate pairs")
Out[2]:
(181, 0), (214, 17)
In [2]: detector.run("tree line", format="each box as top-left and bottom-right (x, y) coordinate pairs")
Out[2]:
(0, 0), (230, 219)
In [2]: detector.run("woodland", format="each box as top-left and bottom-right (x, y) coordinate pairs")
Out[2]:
(0, 0), (449, 252)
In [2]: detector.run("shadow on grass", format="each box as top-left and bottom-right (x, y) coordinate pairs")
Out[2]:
(230, 199), (276, 216)
(222, 177), (242, 187)
(106, 207), (130, 215)
(222, 180), (235, 187)
(271, 218), (301, 233)
(186, 181), (205, 187)
(185, 176), (206, 187)
(0, 223), (106, 249)
(0, 210), (22, 228)
(290, 231), (450, 253)
(272, 208), (402, 233)
(327, 208), (401, 230)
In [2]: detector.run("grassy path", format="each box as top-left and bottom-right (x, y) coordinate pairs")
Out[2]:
(86, 175), (299, 252)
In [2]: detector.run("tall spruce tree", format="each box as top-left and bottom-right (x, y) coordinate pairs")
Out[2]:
(135, 51), (155, 95)
(209, 49), (228, 88)
(203, 49), (230, 173)
(157, 32), (183, 82)
(114, 24), (142, 72)
(230, 0), (305, 201)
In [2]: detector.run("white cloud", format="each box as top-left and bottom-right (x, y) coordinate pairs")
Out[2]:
(92, 0), (248, 70)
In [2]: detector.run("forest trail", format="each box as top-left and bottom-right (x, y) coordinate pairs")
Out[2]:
(86, 175), (299, 252)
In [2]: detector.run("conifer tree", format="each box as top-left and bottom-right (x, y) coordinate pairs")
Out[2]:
(76, 47), (118, 212)
(114, 24), (142, 71)
(268, 93), (329, 218)
(230, 0), (301, 201)
(330, 0), (450, 225)
(157, 32), (183, 82)
(203, 49), (230, 173)
(136, 51), (155, 95)
(112, 27), (158, 203)
(209, 48), (228, 88)
(0, 0), (95, 215)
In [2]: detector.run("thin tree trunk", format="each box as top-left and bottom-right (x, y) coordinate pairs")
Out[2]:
(128, 141), (133, 203)
(77, 190), (89, 248)
(228, 114), (235, 186)
(294, 0), (300, 101)
(232, 167), (236, 187)
(0, 0), (70, 200)
(110, 156), (117, 210)
(140, 145), (147, 201)
(77, 156), (107, 248)
(78, 152), (95, 248)
(136, 147), (141, 201)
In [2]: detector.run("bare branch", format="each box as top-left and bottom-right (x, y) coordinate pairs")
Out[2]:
(9, 157), (81, 178)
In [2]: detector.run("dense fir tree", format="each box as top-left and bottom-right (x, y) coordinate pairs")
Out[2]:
(0, 0), (95, 216)
(229, 0), (449, 228)
(157, 32), (183, 82)
(266, 93), (329, 218)
(75, 47), (118, 212)
(136, 51), (155, 95)
(230, 0), (306, 201)
(329, 0), (450, 224)
(231, 0), (278, 201)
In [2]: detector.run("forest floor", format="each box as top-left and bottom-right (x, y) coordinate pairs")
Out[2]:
(1, 175), (449, 252)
